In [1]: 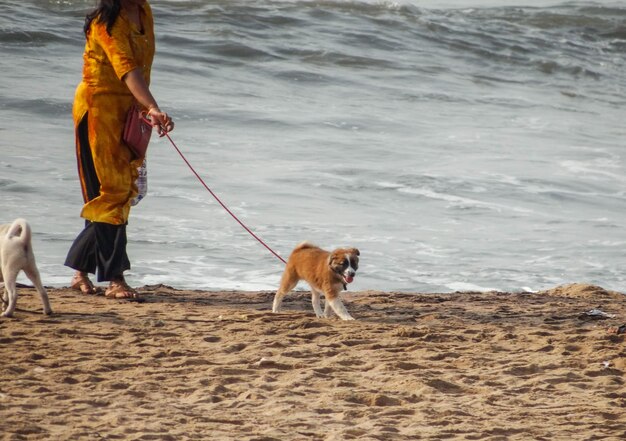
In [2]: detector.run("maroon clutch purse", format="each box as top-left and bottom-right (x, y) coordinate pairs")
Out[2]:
(123, 104), (152, 160)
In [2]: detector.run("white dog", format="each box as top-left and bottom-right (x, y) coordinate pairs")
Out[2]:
(0, 218), (52, 317)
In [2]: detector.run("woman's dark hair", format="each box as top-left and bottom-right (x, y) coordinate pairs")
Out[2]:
(84, 0), (122, 37)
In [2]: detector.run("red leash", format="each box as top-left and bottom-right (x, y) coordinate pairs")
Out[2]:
(160, 130), (287, 265)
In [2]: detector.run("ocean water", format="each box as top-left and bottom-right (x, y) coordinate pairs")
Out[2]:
(1, 0), (625, 293)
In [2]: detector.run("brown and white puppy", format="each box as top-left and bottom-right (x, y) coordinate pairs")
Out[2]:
(272, 242), (359, 320)
(0, 219), (51, 317)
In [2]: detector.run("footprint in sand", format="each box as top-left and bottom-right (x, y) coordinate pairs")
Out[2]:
(426, 379), (465, 395)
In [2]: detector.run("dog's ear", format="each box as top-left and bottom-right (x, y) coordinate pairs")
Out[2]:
(351, 248), (360, 256)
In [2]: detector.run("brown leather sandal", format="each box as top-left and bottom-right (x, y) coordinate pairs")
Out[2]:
(70, 272), (102, 295)
(105, 280), (143, 302)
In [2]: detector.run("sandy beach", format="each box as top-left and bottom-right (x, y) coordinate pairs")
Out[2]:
(1, 283), (625, 440)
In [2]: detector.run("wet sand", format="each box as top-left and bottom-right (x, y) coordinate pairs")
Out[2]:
(1, 283), (625, 440)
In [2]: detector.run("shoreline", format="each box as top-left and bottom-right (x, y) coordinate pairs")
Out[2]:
(1, 283), (625, 440)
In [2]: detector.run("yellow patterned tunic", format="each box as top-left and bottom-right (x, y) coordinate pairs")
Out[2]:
(73, 3), (154, 225)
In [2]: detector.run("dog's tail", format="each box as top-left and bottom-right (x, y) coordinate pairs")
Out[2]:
(294, 241), (317, 251)
(6, 218), (32, 246)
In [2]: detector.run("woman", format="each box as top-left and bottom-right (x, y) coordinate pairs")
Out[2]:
(65, 0), (174, 300)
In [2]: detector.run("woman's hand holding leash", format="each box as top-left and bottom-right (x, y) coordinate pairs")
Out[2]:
(147, 106), (174, 135)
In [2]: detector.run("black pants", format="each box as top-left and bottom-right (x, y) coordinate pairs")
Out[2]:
(65, 115), (131, 282)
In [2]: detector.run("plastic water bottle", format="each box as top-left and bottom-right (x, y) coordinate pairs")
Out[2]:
(131, 159), (148, 206)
